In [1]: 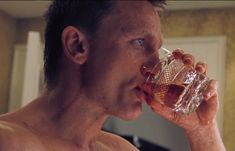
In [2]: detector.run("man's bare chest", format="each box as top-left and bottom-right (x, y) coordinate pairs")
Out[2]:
(35, 136), (115, 151)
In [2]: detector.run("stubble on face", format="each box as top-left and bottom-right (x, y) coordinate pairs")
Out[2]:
(82, 0), (163, 119)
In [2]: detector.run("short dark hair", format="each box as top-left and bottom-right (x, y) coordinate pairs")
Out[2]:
(43, 0), (166, 86)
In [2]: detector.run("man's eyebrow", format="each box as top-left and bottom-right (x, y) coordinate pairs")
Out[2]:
(120, 26), (134, 33)
(120, 26), (147, 35)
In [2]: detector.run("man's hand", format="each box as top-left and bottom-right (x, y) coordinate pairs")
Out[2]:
(146, 49), (226, 151)
(147, 49), (219, 132)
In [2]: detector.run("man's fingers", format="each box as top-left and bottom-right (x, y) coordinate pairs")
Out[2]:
(172, 49), (195, 66)
(197, 93), (219, 125)
(182, 54), (195, 66)
(195, 61), (208, 74)
(149, 98), (172, 118)
(172, 49), (184, 59)
(148, 98), (184, 124)
(196, 79), (219, 124)
(203, 80), (218, 101)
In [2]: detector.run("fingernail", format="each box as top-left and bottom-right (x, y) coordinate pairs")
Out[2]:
(195, 65), (204, 72)
(184, 58), (192, 64)
(204, 92), (211, 99)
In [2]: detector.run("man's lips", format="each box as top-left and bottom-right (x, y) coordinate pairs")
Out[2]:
(134, 86), (149, 103)
(134, 84), (154, 104)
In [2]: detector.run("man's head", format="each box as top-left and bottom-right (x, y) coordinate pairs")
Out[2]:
(43, 0), (165, 119)
(44, 0), (165, 86)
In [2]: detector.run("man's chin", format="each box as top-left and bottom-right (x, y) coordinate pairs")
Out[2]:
(120, 104), (143, 120)
(125, 113), (142, 120)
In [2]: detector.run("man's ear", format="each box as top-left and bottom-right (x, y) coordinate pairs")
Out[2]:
(62, 26), (89, 65)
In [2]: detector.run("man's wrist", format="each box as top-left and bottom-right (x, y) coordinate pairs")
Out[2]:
(185, 121), (226, 151)
(185, 120), (217, 137)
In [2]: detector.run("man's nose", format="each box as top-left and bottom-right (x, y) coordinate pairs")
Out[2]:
(141, 54), (160, 78)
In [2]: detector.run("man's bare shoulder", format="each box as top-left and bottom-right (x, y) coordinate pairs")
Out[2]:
(0, 121), (44, 151)
(98, 131), (139, 151)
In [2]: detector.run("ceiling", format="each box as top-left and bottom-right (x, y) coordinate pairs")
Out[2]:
(0, 1), (235, 18)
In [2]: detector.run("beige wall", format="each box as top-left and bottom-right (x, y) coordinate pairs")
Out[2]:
(0, 10), (16, 114)
(16, 18), (45, 44)
(161, 8), (235, 151)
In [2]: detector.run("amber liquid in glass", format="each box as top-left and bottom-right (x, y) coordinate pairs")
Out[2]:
(143, 82), (186, 108)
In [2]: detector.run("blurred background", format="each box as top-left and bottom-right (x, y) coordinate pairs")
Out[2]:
(0, 1), (235, 151)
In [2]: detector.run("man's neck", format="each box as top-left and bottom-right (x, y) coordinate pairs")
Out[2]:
(16, 85), (108, 149)
(52, 94), (108, 146)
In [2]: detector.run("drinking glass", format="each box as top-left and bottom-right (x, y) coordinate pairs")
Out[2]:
(141, 48), (210, 114)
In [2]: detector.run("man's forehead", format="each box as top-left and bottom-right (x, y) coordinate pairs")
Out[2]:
(113, 0), (157, 15)
(112, 1), (159, 30)
(97, 0), (162, 41)
(118, 13), (161, 38)
(114, 0), (154, 9)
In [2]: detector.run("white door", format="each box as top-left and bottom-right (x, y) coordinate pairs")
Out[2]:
(9, 31), (43, 111)
(104, 36), (226, 151)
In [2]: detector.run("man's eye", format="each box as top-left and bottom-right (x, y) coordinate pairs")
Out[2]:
(131, 38), (145, 47)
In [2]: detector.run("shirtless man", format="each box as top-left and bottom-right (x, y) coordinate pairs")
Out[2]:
(0, 0), (226, 151)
